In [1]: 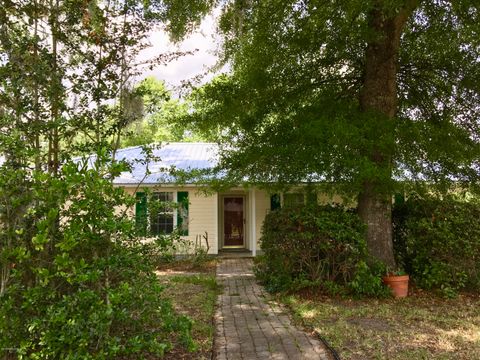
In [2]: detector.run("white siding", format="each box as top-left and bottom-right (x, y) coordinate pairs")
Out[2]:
(188, 190), (218, 254)
(254, 189), (270, 251)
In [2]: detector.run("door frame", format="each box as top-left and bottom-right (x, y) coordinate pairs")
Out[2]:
(220, 194), (246, 249)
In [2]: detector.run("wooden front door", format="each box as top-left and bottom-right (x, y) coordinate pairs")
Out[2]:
(223, 197), (244, 247)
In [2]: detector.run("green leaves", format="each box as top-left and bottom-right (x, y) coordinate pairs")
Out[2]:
(255, 203), (376, 294)
(31, 234), (49, 251)
(393, 194), (480, 296)
(0, 159), (194, 357)
(175, 0), (480, 197)
(0, 1), (196, 356)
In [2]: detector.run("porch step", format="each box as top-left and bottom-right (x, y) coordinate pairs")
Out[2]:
(218, 249), (253, 258)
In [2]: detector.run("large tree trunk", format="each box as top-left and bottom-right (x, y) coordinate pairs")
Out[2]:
(358, 182), (395, 267)
(358, 4), (415, 268)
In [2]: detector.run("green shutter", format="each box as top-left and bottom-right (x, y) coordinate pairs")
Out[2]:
(177, 191), (189, 236)
(270, 194), (281, 210)
(135, 192), (147, 236)
(394, 193), (405, 206)
(306, 191), (317, 206)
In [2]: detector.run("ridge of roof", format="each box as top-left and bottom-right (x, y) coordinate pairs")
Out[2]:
(114, 142), (218, 154)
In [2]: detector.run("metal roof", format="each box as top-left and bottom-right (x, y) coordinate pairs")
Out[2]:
(111, 142), (219, 185)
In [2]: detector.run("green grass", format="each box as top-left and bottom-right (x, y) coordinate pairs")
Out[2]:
(281, 292), (480, 360)
(160, 272), (222, 360)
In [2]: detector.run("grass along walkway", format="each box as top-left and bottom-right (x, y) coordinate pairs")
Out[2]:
(157, 260), (221, 359)
(282, 291), (480, 360)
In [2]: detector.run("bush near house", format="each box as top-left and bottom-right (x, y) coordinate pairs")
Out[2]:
(254, 204), (388, 297)
(0, 162), (194, 359)
(393, 194), (480, 296)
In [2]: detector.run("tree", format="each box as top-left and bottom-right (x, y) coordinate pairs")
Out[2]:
(160, 0), (480, 267)
(120, 77), (205, 147)
(0, 0), (193, 356)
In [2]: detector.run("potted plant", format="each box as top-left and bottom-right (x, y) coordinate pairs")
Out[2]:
(383, 268), (409, 298)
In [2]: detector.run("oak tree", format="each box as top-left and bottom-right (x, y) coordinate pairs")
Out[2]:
(161, 0), (480, 267)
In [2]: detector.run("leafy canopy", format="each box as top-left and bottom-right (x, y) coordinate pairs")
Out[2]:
(169, 0), (480, 195)
(120, 77), (206, 147)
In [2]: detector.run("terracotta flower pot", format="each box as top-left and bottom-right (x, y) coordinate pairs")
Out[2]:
(382, 274), (409, 298)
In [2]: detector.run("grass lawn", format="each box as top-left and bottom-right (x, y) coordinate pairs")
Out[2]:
(158, 260), (221, 360)
(282, 290), (480, 360)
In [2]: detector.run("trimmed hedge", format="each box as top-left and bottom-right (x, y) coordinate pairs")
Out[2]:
(255, 204), (388, 297)
(393, 195), (480, 296)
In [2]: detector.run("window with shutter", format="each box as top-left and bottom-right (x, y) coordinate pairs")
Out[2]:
(135, 191), (189, 236)
(150, 192), (174, 235)
(284, 193), (305, 208)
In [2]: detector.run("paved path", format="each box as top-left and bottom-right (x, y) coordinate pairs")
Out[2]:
(215, 258), (330, 360)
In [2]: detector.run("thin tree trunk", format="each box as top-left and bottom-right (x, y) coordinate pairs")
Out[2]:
(33, 0), (41, 172)
(49, 0), (60, 176)
(358, 3), (417, 268)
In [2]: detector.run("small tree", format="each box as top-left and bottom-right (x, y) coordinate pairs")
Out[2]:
(0, 0), (195, 356)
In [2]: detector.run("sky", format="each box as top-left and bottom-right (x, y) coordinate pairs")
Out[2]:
(138, 12), (222, 98)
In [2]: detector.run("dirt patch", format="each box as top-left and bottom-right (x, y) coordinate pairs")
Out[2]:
(347, 317), (392, 332)
(156, 270), (206, 276)
(157, 259), (217, 275)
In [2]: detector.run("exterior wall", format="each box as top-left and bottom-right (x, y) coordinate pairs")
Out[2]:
(254, 189), (270, 251)
(119, 184), (352, 257)
(188, 190), (218, 254)
(119, 185), (218, 255)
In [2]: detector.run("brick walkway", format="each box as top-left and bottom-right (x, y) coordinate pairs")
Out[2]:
(215, 258), (331, 360)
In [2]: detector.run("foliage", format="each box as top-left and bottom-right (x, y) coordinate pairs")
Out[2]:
(170, 1), (480, 193)
(393, 194), (480, 296)
(254, 204), (387, 297)
(175, 234), (211, 268)
(349, 260), (391, 298)
(0, 1), (196, 358)
(162, 0), (480, 267)
(120, 77), (206, 147)
(144, 230), (211, 269)
(140, 231), (180, 265)
(0, 157), (193, 358)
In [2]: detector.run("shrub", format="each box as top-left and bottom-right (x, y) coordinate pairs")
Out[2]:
(255, 204), (386, 296)
(1, 245), (194, 359)
(349, 260), (390, 297)
(393, 194), (480, 296)
(0, 160), (193, 359)
(140, 231), (181, 266)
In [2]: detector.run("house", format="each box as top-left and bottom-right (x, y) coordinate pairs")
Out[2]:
(113, 142), (341, 256)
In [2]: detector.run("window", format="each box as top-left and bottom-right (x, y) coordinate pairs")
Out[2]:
(283, 193), (305, 208)
(150, 192), (174, 235)
(135, 191), (189, 236)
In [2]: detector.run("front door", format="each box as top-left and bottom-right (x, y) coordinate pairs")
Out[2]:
(223, 197), (244, 247)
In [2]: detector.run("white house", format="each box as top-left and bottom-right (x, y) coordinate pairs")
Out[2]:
(113, 142), (342, 256)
